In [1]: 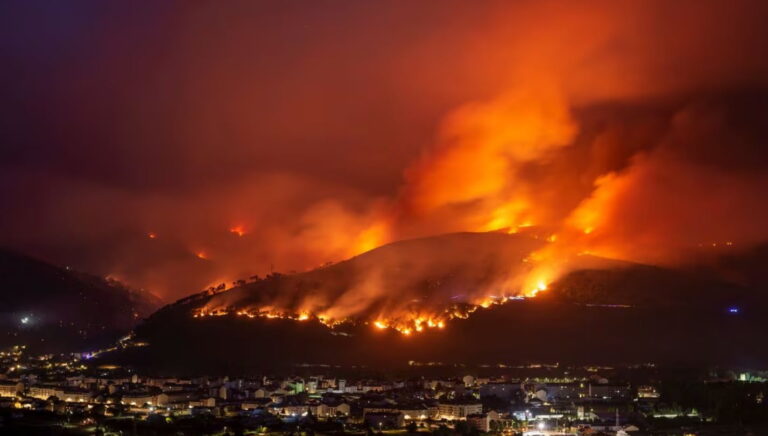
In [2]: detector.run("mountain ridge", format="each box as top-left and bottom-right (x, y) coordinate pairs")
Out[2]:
(0, 248), (163, 353)
(97, 232), (768, 373)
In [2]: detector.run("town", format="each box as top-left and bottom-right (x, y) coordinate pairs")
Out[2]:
(2, 345), (768, 435)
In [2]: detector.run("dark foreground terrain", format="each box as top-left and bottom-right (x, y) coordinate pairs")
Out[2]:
(0, 249), (162, 354)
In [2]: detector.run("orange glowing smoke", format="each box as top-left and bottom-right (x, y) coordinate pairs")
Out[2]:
(187, 89), (601, 336)
(401, 87), (577, 233)
(13, 1), (768, 326)
(351, 222), (390, 256)
(184, 83), (682, 337)
(185, 2), (768, 336)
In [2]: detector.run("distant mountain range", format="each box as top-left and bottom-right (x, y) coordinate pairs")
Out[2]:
(0, 249), (162, 354)
(95, 232), (768, 374)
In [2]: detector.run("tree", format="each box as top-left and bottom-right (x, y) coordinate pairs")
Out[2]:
(433, 424), (451, 436)
(454, 421), (470, 436)
(407, 421), (418, 433)
(489, 420), (499, 433)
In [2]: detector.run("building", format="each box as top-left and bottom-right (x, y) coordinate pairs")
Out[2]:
(122, 392), (159, 407)
(158, 390), (198, 407)
(189, 397), (216, 408)
(399, 404), (433, 421)
(535, 383), (585, 402)
(318, 401), (350, 417)
(588, 384), (632, 401)
(480, 382), (522, 400)
(637, 385), (660, 399)
(276, 403), (311, 417)
(27, 385), (60, 400)
(438, 401), (483, 420)
(466, 413), (490, 432)
(58, 388), (91, 403)
(0, 381), (23, 397)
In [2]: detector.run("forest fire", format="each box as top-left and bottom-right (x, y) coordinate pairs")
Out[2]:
(186, 77), (744, 336)
(6, 8), (768, 429)
(193, 302), (493, 336)
(2, 1), (763, 341)
(193, 242), (548, 336)
(2, 1), (764, 309)
(186, 190), (605, 336)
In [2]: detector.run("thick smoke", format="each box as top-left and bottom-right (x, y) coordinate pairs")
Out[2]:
(570, 95), (768, 264)
(2, 1), (768, 302)
(397, 87), (577, 234)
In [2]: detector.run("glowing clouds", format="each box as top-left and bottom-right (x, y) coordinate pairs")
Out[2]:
(3, 1), (768, 307)
(352, 222), (390, 257)
(564, 99), (768, 265)
(402, 88), (577, 225)
(386, 86), (582, 249)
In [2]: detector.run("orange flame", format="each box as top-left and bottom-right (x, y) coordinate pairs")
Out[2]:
(188, 80), (723, 338)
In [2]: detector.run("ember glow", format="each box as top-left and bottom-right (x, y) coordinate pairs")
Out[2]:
(229, 226), (246, 237)
(2, 1), (768, 329)
(196, 305), (459, 336)
(187, 231), (573, 335)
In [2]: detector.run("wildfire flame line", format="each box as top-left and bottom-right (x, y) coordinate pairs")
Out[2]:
(191, 280), (549, 336)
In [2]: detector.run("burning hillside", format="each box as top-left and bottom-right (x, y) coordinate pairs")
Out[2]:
(192, 232), (546, 334)
(188, 232), (644, 335)
(104, 232), (765, 373)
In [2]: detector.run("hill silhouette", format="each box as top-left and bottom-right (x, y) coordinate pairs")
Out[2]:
(99, 232), (768, 374)
(0, 249), (162, 353)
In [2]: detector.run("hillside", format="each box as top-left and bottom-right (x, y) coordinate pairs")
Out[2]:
(98, 232), (768, 373)
(197, 231), (547, 324)
(0, 249), (163, 353)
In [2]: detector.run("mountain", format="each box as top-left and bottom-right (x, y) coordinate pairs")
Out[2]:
(98, 232), (768, 374)
(0, 249), (163, 353)
(194, 231), (548, 324)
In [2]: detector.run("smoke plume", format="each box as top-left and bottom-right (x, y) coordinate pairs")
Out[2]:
(2, 0), (768, 305)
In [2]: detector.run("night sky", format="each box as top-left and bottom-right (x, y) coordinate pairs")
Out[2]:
(2, 1), (768, 301)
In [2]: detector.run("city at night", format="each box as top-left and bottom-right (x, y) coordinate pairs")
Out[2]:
(2, 1), (768, 435)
